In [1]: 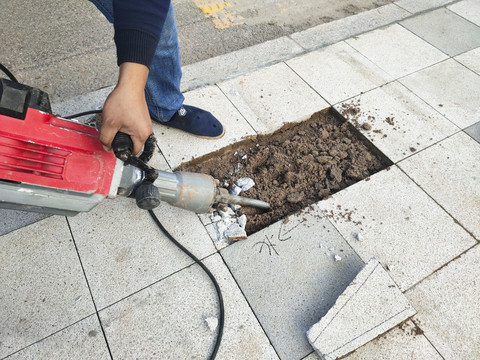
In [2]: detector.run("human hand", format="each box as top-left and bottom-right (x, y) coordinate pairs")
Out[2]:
(99, 62), (152, 155)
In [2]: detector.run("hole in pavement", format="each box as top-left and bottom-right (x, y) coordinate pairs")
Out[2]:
(177, 108), (392, 235)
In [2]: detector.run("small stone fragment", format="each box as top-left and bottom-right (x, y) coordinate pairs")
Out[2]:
(236, 177), (255, 192)
(230, 184), (242, 196)
(353, 232), (363, 241)
(225, 223), (247, 241)
(237, 214), (247, 229)
(361, 122), (372, 131)
(205, 317), (218, 332)
(334, 254), (342, 261)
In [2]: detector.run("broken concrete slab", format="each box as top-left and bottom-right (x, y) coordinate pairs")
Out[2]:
(307, 258), (416, 360)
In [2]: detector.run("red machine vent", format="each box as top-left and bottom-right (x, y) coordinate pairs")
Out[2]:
(0, 134), (71, 180)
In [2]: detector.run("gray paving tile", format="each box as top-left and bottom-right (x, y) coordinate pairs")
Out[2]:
(6, 315), (110, 360)
(218, 62), (329, 135)
(291, 4), (410, 51)
(100, 253), (279, 359)
(464, 121), (480, 143)
(0, 216), (95, 358)
(181, 36), (304, 92)
(0, 209), (49, 236)
(316, 166), (476, 291)
(395, 0), (454, 13)
(286, 41), (392, 105)
(67, 195), (216, 310)
(335, 81), (458, 162)
(400, 59), (480, 129)
(448, 0), (480, 26)
(304, 320), (443, 360)
(400, 8), (480, 57)
(398, 132), (480, 240)
(156, 85), (256, 169)
(406, 245), (480, 359)
(220, 206), (364, 359)
(346, 24), (448, 79)
(308, 258), (416, 360)
(455, 47), (480, 76)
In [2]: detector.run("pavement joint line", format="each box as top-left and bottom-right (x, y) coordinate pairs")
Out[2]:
(0, 314), (96, 360)
(93, 250), (220, 313)
(65, 217), (114, 359)
(453, 55), (480, 78)
(403, 243), (479, 294)
(410, 318), (445, 359)
(217, 250), (282, 359)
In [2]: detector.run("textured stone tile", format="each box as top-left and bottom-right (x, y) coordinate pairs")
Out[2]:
(346, 24), (448, 78)
(406, 245), (480, 359)
(221, 206), (364, 359)
(100, 253), (279, 359)
(464, 121), (480, 143)
(290, 4), (410, 51)
(68, 196), (216, 310)
(181, 36), (304, 92)
(455, 47), (480, 76)
(6, 315), (110, 360)
(400, 8), (480, 56)
(156, 85), (256, 169)
(0, 217), (95, 358)
(336, 81), (459, 162)
(307, 320), (442, 360)
(218, 62), (329, 135)
(308, 258), (416, 360)
(398, 132), (480, 240)
(0, 209), (49, 236)
(448, 0), (480, 26)
(316, 166), (476, 291)
(286, 42), (392, 105)
(400, 59), (480, 128)
(395, 0), (454, 13)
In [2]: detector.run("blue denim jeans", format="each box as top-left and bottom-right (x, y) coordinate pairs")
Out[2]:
(89, 0), (184, 122)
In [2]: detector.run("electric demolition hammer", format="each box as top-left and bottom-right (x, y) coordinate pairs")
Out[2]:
(0, 78), (270, 216)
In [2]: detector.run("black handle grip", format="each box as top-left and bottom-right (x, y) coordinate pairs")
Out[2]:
(112, 132), (133, 160)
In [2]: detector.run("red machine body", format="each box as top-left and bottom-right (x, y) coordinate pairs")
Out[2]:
(0, 107), (116, 195)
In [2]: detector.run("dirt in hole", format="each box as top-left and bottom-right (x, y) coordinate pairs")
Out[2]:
(177, 108), (391, 235)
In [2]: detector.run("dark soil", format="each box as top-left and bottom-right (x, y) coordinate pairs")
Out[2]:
(177, 108), (391, 235)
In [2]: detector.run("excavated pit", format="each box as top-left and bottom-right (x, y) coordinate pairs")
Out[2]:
(177, 108), (392, 235)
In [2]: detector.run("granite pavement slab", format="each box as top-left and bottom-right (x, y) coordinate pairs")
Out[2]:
(5, 315), (110, 360)
(67, 195), (216, 310)
(345, 24), (448, 79)
(398, 132), (480, 240)
(218, 62), (329, 135)
(100, 253), (279, 360)
(221, 206), (364, 360)
(0, 216), (95, 358)
(316, 166), (476, 291)
(406, 245), (480, 359)
(155, 85), (257, 169)
(400, 59), (480, 129)
(336, 81), (459, 162)
(448, 0), (480, 26)
(307, 258), (416, 360)
(400, 8), (480, 57)
(290, 4), (410, 51)
(286, 41), (392, 105)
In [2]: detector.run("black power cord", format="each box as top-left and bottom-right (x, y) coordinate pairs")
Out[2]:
(1, 61), (225, 359)
(148, 210), (225, 360)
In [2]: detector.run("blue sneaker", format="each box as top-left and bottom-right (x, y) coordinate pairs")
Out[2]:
(155, 105), (225, 139)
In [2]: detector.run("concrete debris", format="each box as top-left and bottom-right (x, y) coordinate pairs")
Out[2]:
(236, 177), (255, 192)
(205, 317), (218, 332)
(230, 184), (242, 196)
(334, 254), (342, 262)
(237, 214), (247, 229)
(225, 223), (247, 241)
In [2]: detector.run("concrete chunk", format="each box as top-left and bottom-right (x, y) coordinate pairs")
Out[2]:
(307, 258), (416, 360)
